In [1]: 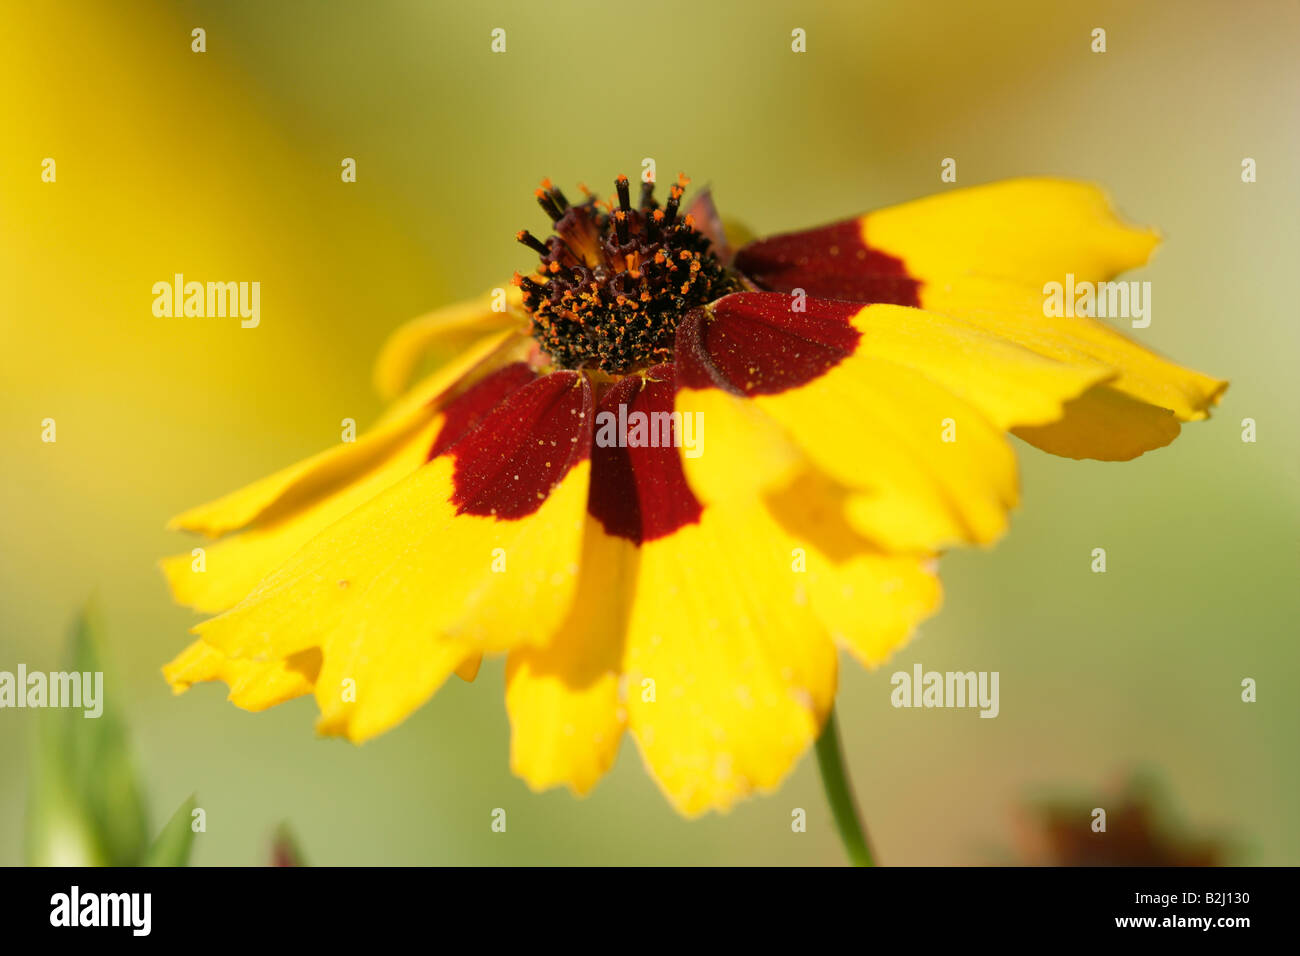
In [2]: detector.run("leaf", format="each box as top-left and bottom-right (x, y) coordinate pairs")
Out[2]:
(24, 602), (151, 866)
(142, 794), (198, 867)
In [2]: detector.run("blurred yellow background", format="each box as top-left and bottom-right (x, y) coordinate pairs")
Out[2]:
(2, 0), (1297, 864)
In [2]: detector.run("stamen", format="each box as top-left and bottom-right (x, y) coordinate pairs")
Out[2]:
(663, 185), (683, 226)
(516, 230), (550, 256)
(535, 188), (564, 222)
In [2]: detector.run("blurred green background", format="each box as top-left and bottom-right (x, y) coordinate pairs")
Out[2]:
(2, 0), (1296, 865)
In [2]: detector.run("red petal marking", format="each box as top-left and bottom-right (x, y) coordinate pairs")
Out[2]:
(438, 369), (593, 521)
(676, 292), (861, 396)
(734, 219), (922, 306)
(587, 364), (704, 544)
(429, 362), (539, 460)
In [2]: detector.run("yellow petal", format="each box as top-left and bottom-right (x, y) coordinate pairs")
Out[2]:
(765, 470), (943, 668)
(624, 501), (837, 816)
(1012, 385), (1181, 461)
(196, 374), (594, 742)
(867, 178), (1159, 284)
(206, 438), (589, 669)
(309, 462), (593, 742)
(849, 303), (1114, 429)
(373, 286), (525, 400)
(163, 638), (318, 711)
(918, 276), (1227, 423)
(750, 354), (1019, 551)
(730, 179), (1225, 461)
(673, 384), (803, 502)
(161, 415), (443, 613)
(505, 521), (638, 795)
(312, 621), (469, 742)
(676, 294), (1116, 551)
(680, 399), (943, 667)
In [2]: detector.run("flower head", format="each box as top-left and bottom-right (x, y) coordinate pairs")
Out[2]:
(163, 175), (1225, 816)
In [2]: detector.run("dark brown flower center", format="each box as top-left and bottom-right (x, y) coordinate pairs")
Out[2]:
(514, 173), (740, 374)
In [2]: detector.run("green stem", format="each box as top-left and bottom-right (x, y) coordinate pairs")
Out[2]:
(814, 707), (876, 866)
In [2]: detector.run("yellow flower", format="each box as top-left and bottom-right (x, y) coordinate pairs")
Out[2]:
(162, 176), (1225, 817)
